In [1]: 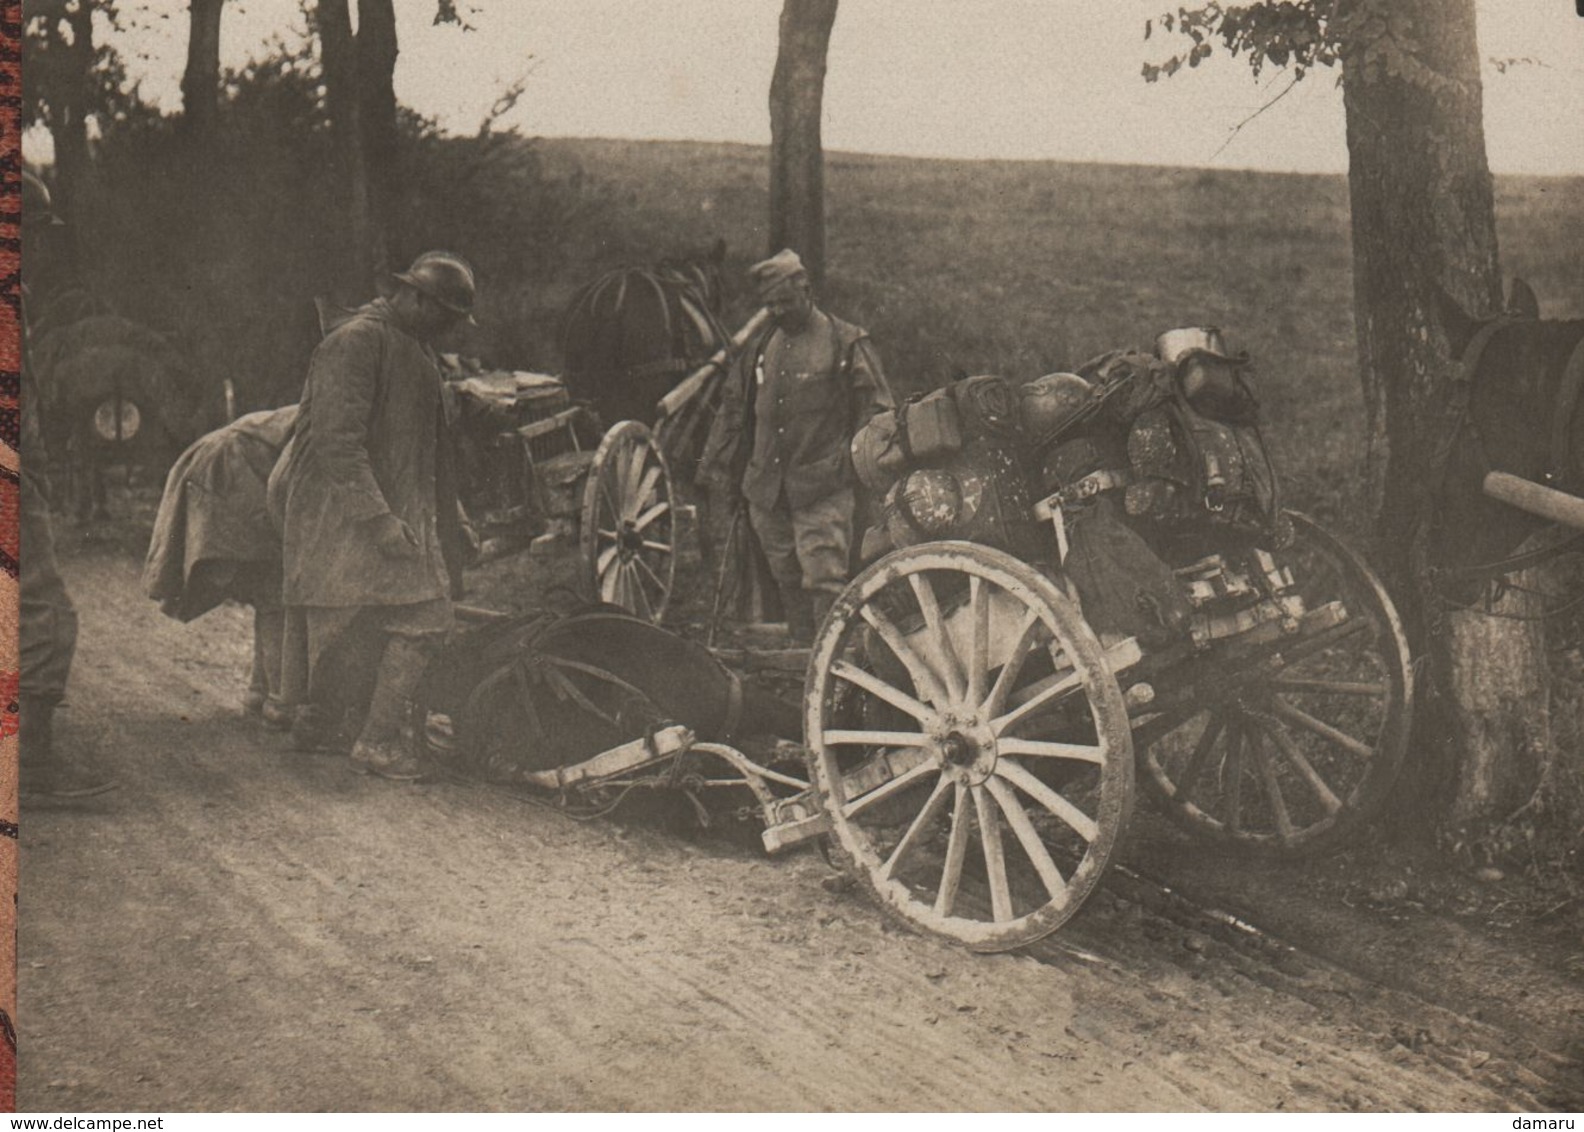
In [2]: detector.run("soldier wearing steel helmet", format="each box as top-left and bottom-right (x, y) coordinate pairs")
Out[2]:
(18, 170), (117, 799)
(267, 251), (477, 781)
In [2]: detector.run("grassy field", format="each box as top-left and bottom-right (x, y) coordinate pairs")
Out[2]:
(519, 137), (1584, 536)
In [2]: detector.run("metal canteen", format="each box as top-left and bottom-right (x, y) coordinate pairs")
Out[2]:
(1155, 326), (1229, 364)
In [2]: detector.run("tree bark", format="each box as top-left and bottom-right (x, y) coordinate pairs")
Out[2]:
(317, 0), (372, 298)
(1341, 0), (1549, 828)
(768, 0), (838, 289)
(33, 0), (95, 239)
(356, 0), (398, 279)
(180, 0), (225, 141)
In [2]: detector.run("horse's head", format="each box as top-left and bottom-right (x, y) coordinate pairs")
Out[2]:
(1429, 279), (1584, 598)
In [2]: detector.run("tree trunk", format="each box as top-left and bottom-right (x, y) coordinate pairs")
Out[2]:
(180, 0), (225, 141)
(1341, 0), (1549, 829)
(356, 0), (398, 279)
(317, 0), (372, 299)
(40, 0), (95, 247)
(768, 0), (838, 289)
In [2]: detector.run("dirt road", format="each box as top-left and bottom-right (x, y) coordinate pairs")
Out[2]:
(16, 548), (1581, 1111)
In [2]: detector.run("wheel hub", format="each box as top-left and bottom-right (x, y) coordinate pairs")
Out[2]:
(618, 521), (644, 557)
(940, 731), (975, 767)
(934, 717), (998, 785)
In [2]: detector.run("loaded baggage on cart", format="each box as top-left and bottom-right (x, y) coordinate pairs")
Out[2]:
(427, 326), (1416, 955)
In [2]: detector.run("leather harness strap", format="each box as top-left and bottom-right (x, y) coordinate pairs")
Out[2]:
(1547, 335), (1584, 489)
(1427, 316), (1519, 515)
(1423, 314), (1584, 611)
(721, 668), (745, 744)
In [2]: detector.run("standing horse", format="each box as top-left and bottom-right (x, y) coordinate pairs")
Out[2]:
(557, 239), (730, 483)
(1429, 280), (1584, 606)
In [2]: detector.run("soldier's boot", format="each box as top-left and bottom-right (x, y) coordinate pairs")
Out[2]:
(19, 698), (117, 800)
(350, 636), (433, 782)
(251, 607), (290, 730)
(243, 665), (268, 719)
(780, 582), (815, 647)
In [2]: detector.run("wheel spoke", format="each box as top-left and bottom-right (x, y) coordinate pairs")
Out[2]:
(973, 784), (1014, 922)
(1224, 719), (1247, 833)
(633, 555), (669, 614)
(985, 775), (1068, 902)
(629, 464), (664, 518)
(982, 609), (1042, 716)
(1270, 677), (1386, 698)
(628, 563), (654, 620)
(995, 758), (1099, 843)
(831, 660), (936, 724)
(842, 759), (938, 819)
(633, 500), (671, 533)
(909, 573), (965, 703)
(1269, 697), (1374, 762)
(967, 576), (990, 706)
(600, 559), (622, 603)
(934, 783), (971, 918)
(596, 543), (620, 578)
(641, 539), (673, 555)
(1130, 704), (1204, 750)
(623, 443), (648, 505)
(822, 728), (931, 748)
(1248, 726), (1296, 843)
(599, 478), (621, 526)
(861, 604), (949, 705)
(881, 775), (954, 880)
(992, 670), (1083, 737)
(1251, 714), (1344, 815)
(996, 737), (1105, 765)
(1176, 712), (1226, 802)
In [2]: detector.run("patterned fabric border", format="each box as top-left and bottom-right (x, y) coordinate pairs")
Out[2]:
(1, 0), (22, 1111)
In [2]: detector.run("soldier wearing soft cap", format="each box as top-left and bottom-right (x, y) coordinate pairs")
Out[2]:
(704, 249), (894, 644)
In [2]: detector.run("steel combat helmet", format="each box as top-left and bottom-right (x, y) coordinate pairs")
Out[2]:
(396, 251), (477, 321)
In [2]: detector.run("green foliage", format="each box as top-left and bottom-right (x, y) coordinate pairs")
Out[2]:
(68, 39), (613, 414)
(432, 1), (478, 29)
(386, 108), (616, 368)
(22, 0), (143, 132)
(1142, 1), (1339, 83)
(1142, 1), (1470, 98)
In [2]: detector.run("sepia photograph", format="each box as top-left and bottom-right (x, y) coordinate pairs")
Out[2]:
(7, 0), (1584, 1114)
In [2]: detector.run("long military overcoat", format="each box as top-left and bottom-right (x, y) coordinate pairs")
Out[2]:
(268, 300), (464, 609)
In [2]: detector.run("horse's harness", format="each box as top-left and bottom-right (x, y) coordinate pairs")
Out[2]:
(1423, 313), (1584, 613)
(619, 271), (729, 382)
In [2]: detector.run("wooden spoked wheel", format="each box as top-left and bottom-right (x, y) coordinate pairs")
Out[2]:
(804, 541), (1135, 952)
(1135, 512), (1413, 855)
(579, 420), (676, 623)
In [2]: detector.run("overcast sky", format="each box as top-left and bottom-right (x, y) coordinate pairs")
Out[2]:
(80, 0), (1584, 174)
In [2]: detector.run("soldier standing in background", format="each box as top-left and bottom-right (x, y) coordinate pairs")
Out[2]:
(704, 250), (894, 644)
(18, 171), (116, 799)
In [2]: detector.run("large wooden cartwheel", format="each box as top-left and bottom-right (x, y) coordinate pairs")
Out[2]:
(804, 541), (1135, 952)
(579, 420), (677, 623)
(1134, 512), (1413, 855)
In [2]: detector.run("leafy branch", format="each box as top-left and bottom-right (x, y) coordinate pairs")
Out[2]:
(1142, 1), (1342, 84)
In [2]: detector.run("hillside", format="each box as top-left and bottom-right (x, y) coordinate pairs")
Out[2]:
(527, 136), (1584, 530)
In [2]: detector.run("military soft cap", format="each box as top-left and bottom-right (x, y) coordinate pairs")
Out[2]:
(749, 248), (807, 297)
